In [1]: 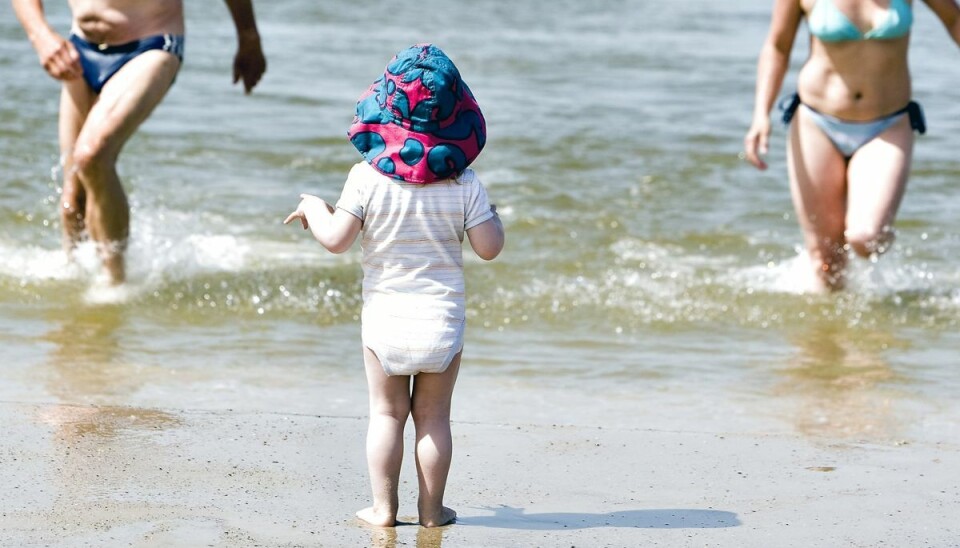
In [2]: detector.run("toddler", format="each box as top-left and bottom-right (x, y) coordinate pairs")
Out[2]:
(284, 43), (504, 528)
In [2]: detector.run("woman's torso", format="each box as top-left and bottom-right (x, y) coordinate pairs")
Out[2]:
(797, 0), (913, 120)
(69, 0), (184, 45)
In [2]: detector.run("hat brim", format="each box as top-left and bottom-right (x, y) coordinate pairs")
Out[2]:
(348, 84), (486, 184)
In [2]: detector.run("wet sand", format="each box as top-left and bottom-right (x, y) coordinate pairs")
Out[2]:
(4, 0), (960, 545)
(2, 391), (957, 547)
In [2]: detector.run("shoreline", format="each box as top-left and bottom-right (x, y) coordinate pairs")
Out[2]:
(3, 397), (957, 547)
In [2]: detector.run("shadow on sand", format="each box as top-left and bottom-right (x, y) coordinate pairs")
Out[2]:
(456, 506), (740, 530)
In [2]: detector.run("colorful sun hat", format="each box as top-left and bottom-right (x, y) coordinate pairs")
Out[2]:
(348, 44), (486, 184)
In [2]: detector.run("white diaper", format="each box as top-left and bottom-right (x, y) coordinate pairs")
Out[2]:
(362, 305), (464, 376)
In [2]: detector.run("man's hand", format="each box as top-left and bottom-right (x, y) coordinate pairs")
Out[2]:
(233, 32), (265, 93)
(36, 31), (82, 81)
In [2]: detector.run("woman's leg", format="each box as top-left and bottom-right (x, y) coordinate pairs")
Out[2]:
(357, 347), (411, 527)
(410, 351), (461, 527)
(844, 115), (914, 258)
(786, 108), (851, 290)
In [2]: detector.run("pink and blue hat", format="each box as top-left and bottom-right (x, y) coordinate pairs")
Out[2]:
(348, 44), (486, 184)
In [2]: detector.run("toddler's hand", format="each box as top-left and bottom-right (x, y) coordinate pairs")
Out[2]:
(283, 194), (325, 230)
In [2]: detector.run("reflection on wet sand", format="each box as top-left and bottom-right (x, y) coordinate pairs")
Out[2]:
(415, 525), (446, 548)
(367, 525), (398, 547)
(43, 304), (130, 400)
(777, 322), (911, 441)
(36, 305), (181, 519)
(39, 304), (181, 435)
(38, 403), (180, 438)
(363, 520), (447, 548)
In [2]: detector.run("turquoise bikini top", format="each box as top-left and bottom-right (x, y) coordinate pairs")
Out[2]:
(808, 0), (913, 42)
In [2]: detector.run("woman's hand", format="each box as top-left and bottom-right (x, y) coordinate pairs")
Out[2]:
(744, 116), (771, 170)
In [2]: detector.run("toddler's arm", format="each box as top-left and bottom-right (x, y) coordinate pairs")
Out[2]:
(284, 194), (361, 254)
(466, 204), (505, 261)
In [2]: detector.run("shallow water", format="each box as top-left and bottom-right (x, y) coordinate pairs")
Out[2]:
(1, 0), (958, 447)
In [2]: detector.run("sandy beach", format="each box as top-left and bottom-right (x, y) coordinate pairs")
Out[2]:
(3, 382), (957, 547)
(4, 1), (960, 546)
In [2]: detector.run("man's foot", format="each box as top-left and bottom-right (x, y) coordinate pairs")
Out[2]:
(356, 506), (397, 527)
(419, 506), (456, 528)
(100, 242), (126, 285)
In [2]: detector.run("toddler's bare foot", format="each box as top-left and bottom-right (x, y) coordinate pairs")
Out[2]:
(419, 506), (456, 528)
(356, 506), (397, 527)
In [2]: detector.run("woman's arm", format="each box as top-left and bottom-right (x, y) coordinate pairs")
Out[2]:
(923, 0), (960, 46)
(466, 205), (505, 261)
(223, 0), (266, 93)
(11, 0), (82, 80)
(744, 0), (804, 170)
(284, 194), (362, 254)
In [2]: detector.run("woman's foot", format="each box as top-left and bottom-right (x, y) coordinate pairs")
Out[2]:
(419, 506), (456, 528)
(356, 506), (397, 527)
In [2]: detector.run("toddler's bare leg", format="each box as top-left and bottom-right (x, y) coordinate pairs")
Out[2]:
(356, 347), (410, 527)
(411, 352), (461, 527)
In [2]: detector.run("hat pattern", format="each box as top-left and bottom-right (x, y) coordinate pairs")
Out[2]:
(348, 44), (486, 184)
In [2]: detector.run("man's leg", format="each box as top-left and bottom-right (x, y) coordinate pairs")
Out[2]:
(69, 50), (180, 283)
(59, 78), (95, 256)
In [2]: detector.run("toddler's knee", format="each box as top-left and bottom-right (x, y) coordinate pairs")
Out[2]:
(845, 226), (895, 258)
(411, 404), (449, 428)
(371, 403), (410, 422)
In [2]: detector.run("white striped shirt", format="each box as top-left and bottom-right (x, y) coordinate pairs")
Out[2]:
(336, 161), (493, 373)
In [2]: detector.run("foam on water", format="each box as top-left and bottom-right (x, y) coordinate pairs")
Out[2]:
(1, 208), (282, 300)
(732, 247), (959, 298)
(83, 279), (143, 306)
(610, 234), (959, 298)
(500, 237), (960, 329)
(0, 239), (81, 282)
(4, 217), (958, 330)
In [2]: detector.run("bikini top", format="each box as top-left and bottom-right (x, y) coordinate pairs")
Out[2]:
(807, 0), (913, 42)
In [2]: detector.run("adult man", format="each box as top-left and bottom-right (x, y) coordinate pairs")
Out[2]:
(12, 0), (267, 284)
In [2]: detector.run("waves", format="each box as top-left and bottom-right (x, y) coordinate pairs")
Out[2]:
(4, 217), (957, 333)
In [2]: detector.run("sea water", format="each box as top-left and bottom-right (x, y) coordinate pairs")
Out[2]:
(1, 0), (958, 444)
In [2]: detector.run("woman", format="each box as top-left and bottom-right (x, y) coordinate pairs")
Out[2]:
(744, 0), (960, 290)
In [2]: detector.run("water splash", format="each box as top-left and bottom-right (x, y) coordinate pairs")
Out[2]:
(3, 215), (958, 330)
(0, 239), (83, 282)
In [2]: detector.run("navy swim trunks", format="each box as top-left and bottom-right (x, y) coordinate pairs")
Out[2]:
(69, 33), (184, 93)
